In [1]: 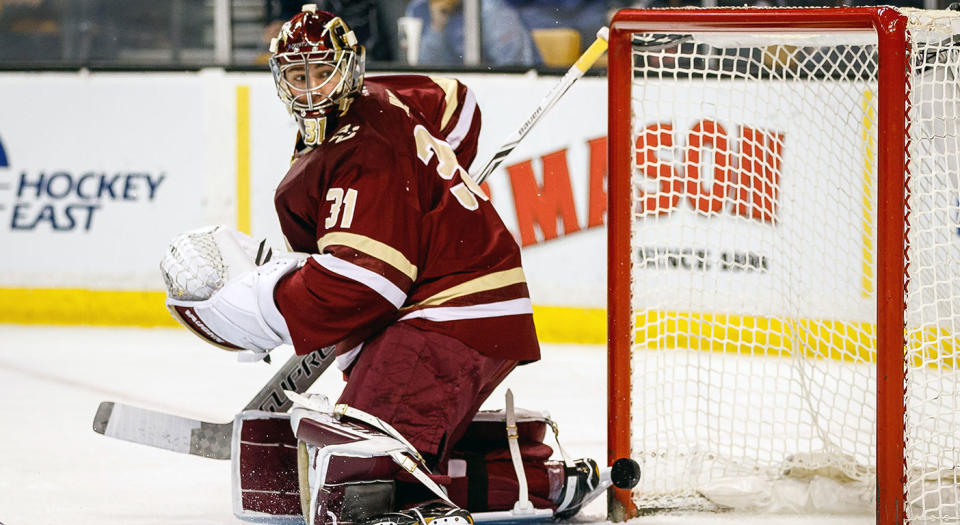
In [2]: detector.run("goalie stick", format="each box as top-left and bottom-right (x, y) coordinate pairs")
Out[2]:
(92, 346), (334, 459)
(472, 27), (610, 184)
(471, 28), (696, 185)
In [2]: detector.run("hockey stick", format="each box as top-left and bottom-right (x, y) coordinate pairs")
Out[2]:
(472, 27), (610, 184)
(471, 28), (697, 185)
(92, 345), (335, 459)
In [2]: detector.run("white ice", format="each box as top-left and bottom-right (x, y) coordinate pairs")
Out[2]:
(0, 325), (872, 525)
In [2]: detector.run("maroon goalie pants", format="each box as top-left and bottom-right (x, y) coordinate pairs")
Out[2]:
(338, 322), (518, 467)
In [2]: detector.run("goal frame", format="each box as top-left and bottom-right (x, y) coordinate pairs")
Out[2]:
(606, 7), (909, 523)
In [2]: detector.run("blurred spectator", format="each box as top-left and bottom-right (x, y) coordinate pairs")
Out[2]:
(264, 0), (396, 61)
(0, 0), (216, 64)
(0, 0), (61, 61)
(405, 0), (542, 66)
(508, 0), (609, 53)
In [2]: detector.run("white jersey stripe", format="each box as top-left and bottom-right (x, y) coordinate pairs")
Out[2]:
(335, 342), (364, 371)
(397, 298), (532, 323)
(445, 87), (478, 151)
(311, 254), (407, 309)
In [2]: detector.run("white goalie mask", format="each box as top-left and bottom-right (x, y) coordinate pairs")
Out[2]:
(268, 5), (365, 140)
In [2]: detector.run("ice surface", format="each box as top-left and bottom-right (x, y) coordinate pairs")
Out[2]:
(0, 325), (872, 525)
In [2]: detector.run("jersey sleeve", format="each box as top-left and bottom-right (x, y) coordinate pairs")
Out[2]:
(375, 75), (482, 170)
(273, 142), (422, 356)
(426, 76), (482, 169)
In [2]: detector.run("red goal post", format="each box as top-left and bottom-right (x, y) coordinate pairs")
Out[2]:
(606, 6), (940, 523)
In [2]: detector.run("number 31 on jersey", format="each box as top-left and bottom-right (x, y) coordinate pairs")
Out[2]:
(413, 125), (489, 210)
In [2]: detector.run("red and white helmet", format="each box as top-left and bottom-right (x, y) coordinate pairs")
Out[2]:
(268, 5), (365, 120)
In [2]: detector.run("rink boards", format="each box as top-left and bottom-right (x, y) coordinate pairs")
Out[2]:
(2, 70), (958, 351)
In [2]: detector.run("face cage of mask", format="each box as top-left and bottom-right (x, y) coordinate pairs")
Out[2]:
(270, 50), (356, 116)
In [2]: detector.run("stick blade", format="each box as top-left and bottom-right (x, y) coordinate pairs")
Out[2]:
(92, 401), (233, 460)
(92, 401), (114, 435)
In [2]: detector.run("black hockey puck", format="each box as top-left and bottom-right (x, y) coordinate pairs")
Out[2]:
(610, 458), (641, 489)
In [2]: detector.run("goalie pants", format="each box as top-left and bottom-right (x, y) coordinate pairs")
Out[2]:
(338, 322), (518, 468)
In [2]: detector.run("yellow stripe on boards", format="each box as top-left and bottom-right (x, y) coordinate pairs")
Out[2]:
(634, 310), (960, 370)
(236, 85), (252, 234)
(860, 89), (877, 298)
(634, 310), (877, 364)
(907, 327), (960, 369)
(532, 305), (607, 344)
(3, 289), (954, 370)
(0, 288), (176, 326)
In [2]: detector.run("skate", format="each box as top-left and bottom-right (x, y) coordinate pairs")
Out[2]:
(362, 501), (474, 525)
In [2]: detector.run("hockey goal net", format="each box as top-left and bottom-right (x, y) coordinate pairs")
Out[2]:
(607, 7), (960, 523)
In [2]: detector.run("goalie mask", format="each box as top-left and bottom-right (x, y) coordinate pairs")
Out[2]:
(269, 5), (365, 143)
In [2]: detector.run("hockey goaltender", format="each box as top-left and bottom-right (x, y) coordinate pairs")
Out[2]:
(153, 5), (638, 525)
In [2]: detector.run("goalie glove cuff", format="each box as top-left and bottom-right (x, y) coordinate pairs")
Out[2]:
(167, 257), (301, 354)
(256, 257), (298, 344)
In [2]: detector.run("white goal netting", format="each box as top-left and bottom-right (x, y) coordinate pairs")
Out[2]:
(623, 8), (960, 521)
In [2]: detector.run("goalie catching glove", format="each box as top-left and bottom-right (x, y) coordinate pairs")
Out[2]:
(161, 225), (304, 358)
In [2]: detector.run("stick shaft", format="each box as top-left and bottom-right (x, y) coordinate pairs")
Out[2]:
(473, 28), (609, 184)
(243, 345), (336, 412)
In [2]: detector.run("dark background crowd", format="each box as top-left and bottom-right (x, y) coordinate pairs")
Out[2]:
(0, 0), (937, 68)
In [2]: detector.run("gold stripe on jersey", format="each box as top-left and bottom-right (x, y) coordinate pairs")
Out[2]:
(405, 267), (527, 310)
(386, 89), (411, 116)
(317, 232), (418, 281)
(429, 76), (460, 130)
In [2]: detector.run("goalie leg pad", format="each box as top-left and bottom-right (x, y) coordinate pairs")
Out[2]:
(231, 411), (303, 521)
(231, 405), (598, 523)
(291, 397), (458, 525)
(230, 411), (402, 525)
(452, 412), (565, 512)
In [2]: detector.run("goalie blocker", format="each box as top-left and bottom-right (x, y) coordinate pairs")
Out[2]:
(231, 393), (640, 525)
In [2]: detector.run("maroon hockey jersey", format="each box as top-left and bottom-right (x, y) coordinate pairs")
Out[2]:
(273, 75), (540, 368)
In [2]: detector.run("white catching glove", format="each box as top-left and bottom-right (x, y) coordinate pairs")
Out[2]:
(160, 225), (305, 358)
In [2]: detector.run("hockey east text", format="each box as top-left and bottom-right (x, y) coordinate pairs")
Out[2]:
(6, 170), (165, 232)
